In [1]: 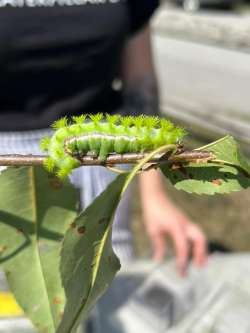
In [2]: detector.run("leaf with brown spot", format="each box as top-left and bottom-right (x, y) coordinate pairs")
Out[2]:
(16, 228), (24, 234)
(49, 178), (63, 190)
(53, 297), (62, 305)
(70, 222), (76, 229)
(59, 145), (181, 333)
(98, 217), (109, 225)
(0, 245), (7, 254)
(0, 167), (78, 333)
(161, 163), (250, 195)
(58, 174), (128, 333)
(161, 136), (250, 195)
(77, 226), (86, 235)
(212, 179), (223, 186)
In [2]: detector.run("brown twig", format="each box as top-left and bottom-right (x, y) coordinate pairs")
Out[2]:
(0, 150), (215, 167)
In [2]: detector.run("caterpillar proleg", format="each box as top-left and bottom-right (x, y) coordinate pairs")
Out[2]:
(40, 114), (186, 178)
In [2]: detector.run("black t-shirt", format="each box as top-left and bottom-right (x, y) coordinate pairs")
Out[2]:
(0, 0), (159, 131)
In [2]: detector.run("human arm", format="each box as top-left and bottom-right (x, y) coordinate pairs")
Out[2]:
(122, 25), (207, 276)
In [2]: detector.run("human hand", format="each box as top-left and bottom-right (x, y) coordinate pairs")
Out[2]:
(141, 193), (208, 277)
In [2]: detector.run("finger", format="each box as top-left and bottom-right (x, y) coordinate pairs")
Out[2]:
(168, 224), (189, 277)
(150, 232), (166, 262)
(193, 235), (208, 266)
(187, 224), (208, 266)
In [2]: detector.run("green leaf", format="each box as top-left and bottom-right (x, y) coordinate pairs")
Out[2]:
(58, 173), (128, 333)
(0, 167), (78, 333)
(58, 145), (175, 333)
(161, 163), (250, 195)
(161, 136), (250, 195)
(196, 135), (250, 176)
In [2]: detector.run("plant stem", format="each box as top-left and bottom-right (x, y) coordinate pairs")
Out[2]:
(0, 151), (214, 167)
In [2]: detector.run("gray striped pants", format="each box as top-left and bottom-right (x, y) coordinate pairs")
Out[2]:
(0, 129), (134, 265)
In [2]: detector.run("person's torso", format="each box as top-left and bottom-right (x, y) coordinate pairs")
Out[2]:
(0, 0), (130, 130)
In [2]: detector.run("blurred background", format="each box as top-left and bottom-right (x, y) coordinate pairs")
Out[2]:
(122, 2), (250, 332)
(133, 0), (250, 256)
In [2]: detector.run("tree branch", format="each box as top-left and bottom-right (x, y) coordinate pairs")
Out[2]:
(0, 150), (214, 167)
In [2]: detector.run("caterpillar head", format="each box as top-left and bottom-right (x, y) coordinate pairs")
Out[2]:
(56, 157), (80, 179)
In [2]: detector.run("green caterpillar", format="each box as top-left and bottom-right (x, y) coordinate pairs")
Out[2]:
(40, 113), (186, 178)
